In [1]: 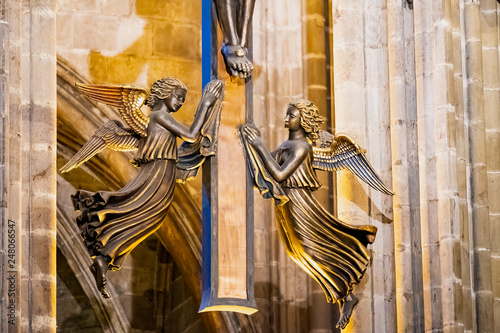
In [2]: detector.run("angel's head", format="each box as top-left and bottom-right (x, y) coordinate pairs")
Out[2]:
(288, 99), (325, 142)
(146, 77), (188, 112)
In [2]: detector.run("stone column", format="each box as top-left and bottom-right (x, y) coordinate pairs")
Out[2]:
(252, 1), (308, 332)
(480, 0), (500, 330)
(463, 0), (495, 331)
(413, 0), (462, 330)
(432, 0), (464, 330)
(386, 1), (424, 332)
(332, 0), (396, 331)
(332, 0), (371, 331)
(363, 0), (396, 331)
(303, 0), (337, 331)
(0, 2), (9, 330)
(1, 1), (57, 332)
(451, 0), (474, 331)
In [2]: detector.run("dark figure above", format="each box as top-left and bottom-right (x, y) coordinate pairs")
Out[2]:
(238, 99), (394, 329)
(214, 0), (256, 78)
(60, 77), (224, 298)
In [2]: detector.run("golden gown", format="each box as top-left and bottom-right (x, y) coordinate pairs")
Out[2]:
(274, 148), (376, 302)
(72, 119), (177, 271)
(239, 125), (377, 303)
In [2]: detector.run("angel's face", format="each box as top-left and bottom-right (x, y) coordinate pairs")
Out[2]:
(284, 105), (301, 132)
(165, 88), (187, 112)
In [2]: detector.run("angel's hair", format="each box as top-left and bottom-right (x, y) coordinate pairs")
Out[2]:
(289, 99), (325, 142)
(146, 77), (188, 107)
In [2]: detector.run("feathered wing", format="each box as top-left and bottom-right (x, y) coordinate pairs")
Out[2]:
(313, 131), (395, 196)
(59, 120), (139, 173)
(75, 83), (150, 137)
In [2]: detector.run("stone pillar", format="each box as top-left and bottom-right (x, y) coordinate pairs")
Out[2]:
(451, 0), (474, 331)
(1, 1), (57, 332)
(303, 0), (337, 332)
(332, 0), (371, 331)
(332, 0), (396, 331)
(413, 1), (442, 329)
(413, 0), (467, 330)
(252, 1), (308, 332)
(0, 2), (9, 330)
(463, 0), (495, 331)
(363, 0), (396, 331)
(480, 0), (500, 330)
(386, 1), (424, 332)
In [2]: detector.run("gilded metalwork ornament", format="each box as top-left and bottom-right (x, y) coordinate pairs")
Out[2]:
(238, 99), (394, 329)
(61, 78), (224, 298)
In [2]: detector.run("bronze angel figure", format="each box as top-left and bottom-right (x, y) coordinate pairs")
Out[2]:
(60, 77), (224, 298)
(238, 99), (394, 329)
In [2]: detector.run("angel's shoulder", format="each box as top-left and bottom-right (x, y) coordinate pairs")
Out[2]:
(150, 110), (171, 122)
(295, 138), (313, 152)
(279, 138), (311, 157)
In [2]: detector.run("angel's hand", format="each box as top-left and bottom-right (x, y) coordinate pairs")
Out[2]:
(202, 92), (217, 107)
(209, 80), (223, 98)
(243, 125), (260, 137)
(243, 126), (257, 141)
(244, 127), (264, 150)
(203, 81), (224, 106)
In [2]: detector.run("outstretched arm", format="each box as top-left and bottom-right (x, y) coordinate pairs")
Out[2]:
(157, 82), (222, 142)
(160, 101), (211, 142)
(244, 127), (308, 182)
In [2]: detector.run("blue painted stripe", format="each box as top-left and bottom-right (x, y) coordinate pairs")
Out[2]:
(202, 0), (212, 88)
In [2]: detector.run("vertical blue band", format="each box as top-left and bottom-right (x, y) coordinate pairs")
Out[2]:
(200, 0), (213, 313)
(202, 0), (213, 87)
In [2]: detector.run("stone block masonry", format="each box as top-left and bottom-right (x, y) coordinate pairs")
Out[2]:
(1, 1), (57, 332)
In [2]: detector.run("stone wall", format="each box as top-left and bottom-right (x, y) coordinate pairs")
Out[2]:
(1, 0), (500, 332)
(330, 0), (500, 332)
(1, 1), (58, 332)
(56, 0), (203, 124)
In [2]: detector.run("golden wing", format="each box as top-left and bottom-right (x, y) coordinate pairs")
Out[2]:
(75, 83), (150, 137)
(59, 120), (139, 173)
(313, 131), (395, 196)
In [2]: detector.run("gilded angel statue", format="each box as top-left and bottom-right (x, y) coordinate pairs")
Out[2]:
(238, 99), (394, 329)
(60, 77), (224, 298)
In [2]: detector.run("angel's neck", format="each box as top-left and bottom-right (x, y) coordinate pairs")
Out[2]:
(152, 104), (169, 113)
(288, 129), (306, 140)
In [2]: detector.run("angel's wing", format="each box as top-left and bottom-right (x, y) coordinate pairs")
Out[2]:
(59, 120), (139, 173)
(75, 83), (150, 137)
(313, 131), (395, 196)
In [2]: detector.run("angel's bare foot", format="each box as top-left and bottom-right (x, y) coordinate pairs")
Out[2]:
(336, 293), (358, 329)
(90, 255), (111, 299)
(221, 44), (253, 78)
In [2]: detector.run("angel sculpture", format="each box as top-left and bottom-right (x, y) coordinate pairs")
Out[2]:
(60, 77), (224, 298)
(238, 99), (394, 329)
